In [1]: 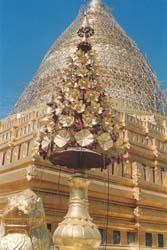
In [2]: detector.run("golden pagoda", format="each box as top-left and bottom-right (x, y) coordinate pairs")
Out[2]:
(0, 0), (167, 249)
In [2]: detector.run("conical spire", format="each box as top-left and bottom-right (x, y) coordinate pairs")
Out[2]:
(12, 0), (167, 115)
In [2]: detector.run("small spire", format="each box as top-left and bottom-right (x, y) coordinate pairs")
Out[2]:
(89, 0), (102, 6)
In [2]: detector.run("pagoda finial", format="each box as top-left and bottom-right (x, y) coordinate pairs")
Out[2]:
(89, 0), (102, 6)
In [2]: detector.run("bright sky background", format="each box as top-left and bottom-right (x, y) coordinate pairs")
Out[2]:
(0, 0), (167, 119)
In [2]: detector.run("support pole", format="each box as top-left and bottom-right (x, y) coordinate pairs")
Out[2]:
(53, 172), (101, 250)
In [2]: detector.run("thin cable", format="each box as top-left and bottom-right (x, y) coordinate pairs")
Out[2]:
(102, 155), (106, 246)
(102, 155), (110, 249)
(52, 165), (62, 225)
(104, 164), (110, 250)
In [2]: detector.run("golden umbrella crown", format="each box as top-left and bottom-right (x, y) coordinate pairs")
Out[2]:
(37, 13), (124, 170)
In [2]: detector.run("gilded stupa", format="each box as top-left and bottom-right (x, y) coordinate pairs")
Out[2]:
(12, 0), (167, 116)
(0, 0), (167, 249)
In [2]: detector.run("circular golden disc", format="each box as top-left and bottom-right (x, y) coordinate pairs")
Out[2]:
(74, 129), (94, 147)
(54, 130), (71, 148)
(97, 132), (113, 151)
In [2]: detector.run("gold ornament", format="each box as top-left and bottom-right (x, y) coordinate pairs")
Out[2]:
(85, 90), (99, 102)
(64, 69), (71, 77)
(79, 57), (88, 65)
(55, 103), (64, 115)
(41, 136), (51, 150)
(114, 136), (123, 148)
(38, 15), (121, 167)
(91, 101), (103, 114)
(97, 132), (113, 151)
(102, 95), (113, 108)
(76, 67), (88, 77)
(72, 100), (86, 113)
(83, 112), (97, 127)
(59, 115), (75, 127)
(65, 88), (79, 101)
(74, 129), (94, 147)
(106, 126), (114, 134)
(96, 82), (104, 91)
(102, 117), (113, 130)
(54, 130), (71, 148)
(76, 49), (85, 58)
(78, 78), (91, 89)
